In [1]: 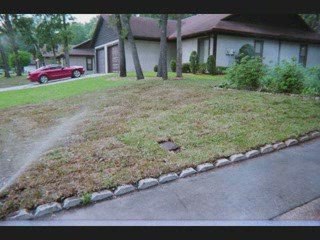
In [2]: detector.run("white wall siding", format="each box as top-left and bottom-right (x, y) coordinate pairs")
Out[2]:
(69, 56), (94, 74)
(181, 38), (198, 63)
(307, 44), (320, 67)
(279, 41), (300, 63)
(125, 40), (176, 72)
(262, 39), (280, 66)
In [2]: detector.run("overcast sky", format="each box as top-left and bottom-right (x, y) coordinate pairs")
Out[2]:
(72, 14), (99, 23)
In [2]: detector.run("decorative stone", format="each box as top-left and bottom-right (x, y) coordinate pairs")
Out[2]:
(159, 141), (180, 152)
(62, 197), (82, 209)
(315, 97), (320, 101)
(310, 131), (320, 139)
(215, 158), (230, 167)
(114, 185), (136, 196)
(34, 202), (62, 218)
(196, 163), (214, 172)
(91, 190), (113, 202)
(298, 135), (310, 142)
(285, 139), (298, 147)
(245, 150), (260, 159)
(273, 142), (286, 150)
(260, 144), (274, 154)
(138, 178), (158, 190)
(179, 168), (197, 178)
(7, 209), (33, 220)
(229, 153), (247, 162)
(158, 173), (179, 183)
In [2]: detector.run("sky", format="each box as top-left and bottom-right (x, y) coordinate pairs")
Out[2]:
(72, 14), (99, 23)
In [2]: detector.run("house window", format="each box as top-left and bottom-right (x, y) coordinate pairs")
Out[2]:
(299, 44), (308, 67)
(86, 57), (93, 71)
(254, 40), (264, 58)
(198, 37), (210, 63)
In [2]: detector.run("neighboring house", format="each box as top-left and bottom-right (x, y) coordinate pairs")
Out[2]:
(57, 39), (95, 74)
(90, 14), (320, 74)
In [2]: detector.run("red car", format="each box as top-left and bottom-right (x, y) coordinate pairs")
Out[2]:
(28, 64), (85, 84)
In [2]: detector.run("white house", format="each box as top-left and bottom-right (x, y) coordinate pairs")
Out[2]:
(90, 14), (320, 74)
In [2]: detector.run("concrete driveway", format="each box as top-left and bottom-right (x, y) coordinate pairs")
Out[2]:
(2, 138), (320, 225)
(0, 73), (107, 93)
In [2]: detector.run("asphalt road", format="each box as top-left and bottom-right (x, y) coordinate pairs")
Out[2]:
(2, 138), (320, 225)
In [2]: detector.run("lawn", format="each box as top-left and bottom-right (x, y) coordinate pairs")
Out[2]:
(0, 72), (319, 218)
(0, 74), (29, 88)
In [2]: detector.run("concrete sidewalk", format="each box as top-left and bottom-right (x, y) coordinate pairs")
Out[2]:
(3, 138), (320, 225)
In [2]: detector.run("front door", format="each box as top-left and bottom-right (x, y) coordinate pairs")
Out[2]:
(108, 44), (119, 73)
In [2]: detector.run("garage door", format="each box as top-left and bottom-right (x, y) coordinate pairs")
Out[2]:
(108, 44), (119, 73)
(96, 48), (105, 73)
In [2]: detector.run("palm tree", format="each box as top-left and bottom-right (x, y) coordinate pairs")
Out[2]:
(120, 14), (144, 80)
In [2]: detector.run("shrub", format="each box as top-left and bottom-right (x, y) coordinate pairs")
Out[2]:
(154, 65), (158, 72)
(303, 66), (320, 96)
(207, 55), (216, 75)
(198, 63), (207, 74)
(9, 50), (31, 71)
(216, 66), (227, 75)
(189, 51), (199, 74)
(182, 63), (190, 73)
(235, 44), (255, 64)
(170, 59), (176, 72)
(81, 193), (92, 205)
(226, 56), (265, 90)
(262, 58), (305, 94)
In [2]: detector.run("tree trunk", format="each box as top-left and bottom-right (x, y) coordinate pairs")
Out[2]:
(176, 15), (182, 78)
(62, 14), (70, 67)
(0, 40), (10, 78)
(160, 14), (168, 80)
(120, 14), (144, 80)
(115, 14), (127, 77)
(4, 14), (22, 76)
(157, 51), (162, 77)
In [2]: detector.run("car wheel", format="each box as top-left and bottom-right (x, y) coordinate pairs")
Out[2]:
(39, 75), (48, 84)
(73, 70), (81, 78)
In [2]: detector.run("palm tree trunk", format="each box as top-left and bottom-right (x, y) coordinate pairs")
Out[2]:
(160, 14), (168, 80)
(120, 14), (144, 80)
(176, 15), (182, 78)
(0, 40), (10, 78)
(115, 14), (127, 77)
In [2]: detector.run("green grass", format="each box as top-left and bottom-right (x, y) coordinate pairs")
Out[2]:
(2, 72), (319, 218)
(0, 76), (130, 109)
(0, 74), (29, 88)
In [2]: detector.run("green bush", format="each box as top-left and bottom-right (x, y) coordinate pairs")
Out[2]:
(154, 65), (158, 72)
(182, 63), (190, 73)
(226, 56), (265, 90)
(81, 193), (92, 205)
(207, 55), (216, 75)
(9, 50), (31, 69)
(198, 63), (207, 74)
(216, 66), (227, 75)
(189, 51), (199, 74)
(235, 44), (255, 64)
(170, 59), (176, 72)
(262, 58), (305, 94)
(303, 66), (320, 96)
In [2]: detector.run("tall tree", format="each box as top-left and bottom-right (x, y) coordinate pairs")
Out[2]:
(158, 14), (168, 80)
(0, 14), (22, 76)
(0, 36), (10, 78)
(176, 14), (182, 78)
(301, 14), (320, 32)
(120, 14), (144, 80)
(61, 14), (71, 67)
(114, 14), (126, 77)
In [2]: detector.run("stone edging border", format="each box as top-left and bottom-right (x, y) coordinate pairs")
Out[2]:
(5, 130), (320, 221)
(213, 86), (320, 101)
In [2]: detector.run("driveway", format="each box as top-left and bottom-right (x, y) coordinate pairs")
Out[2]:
(4, 138), (319, 225)
(0, 74), (107, 93)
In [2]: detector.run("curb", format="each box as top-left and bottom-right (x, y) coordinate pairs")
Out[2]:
(5, 130), (320, 221)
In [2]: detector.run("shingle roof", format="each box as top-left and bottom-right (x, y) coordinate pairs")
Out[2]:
(101, 14), (177, 39)
(57, 48), (94, 57)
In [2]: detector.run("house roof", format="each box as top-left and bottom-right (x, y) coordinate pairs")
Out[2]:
(57, 48), (94, 58)
(98, 14), (177, 40)
(93, 14), (320, 44)
(73, 39), (93, 49)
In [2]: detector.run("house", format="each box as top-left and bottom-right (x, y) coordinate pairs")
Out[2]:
(90, 14), (320, 74)
(40, 41), (94, 74)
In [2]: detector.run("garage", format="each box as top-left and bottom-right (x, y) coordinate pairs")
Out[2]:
(96, 48), (105, 73)
(107, 44), (119, 73)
